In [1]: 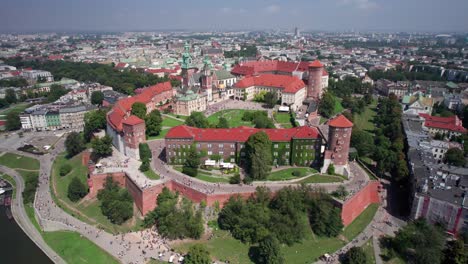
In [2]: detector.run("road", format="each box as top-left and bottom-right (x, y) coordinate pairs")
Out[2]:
(0, 165), (66, 264)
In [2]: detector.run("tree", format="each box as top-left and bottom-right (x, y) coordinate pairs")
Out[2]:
(327, 164), (335, 175)
(97, 177), (133, 225)
(5, 111), (21, 131)
(443, 239), (467, 264)
(444, 148), (465, 167)
(264, 92), (277, 108)
(319, 91), (336, 118)
(131, 102), (147, 120)
(67, 177), (88, 202)
(0, 98), (9, 109)
(184, 244), (211, 264)
(216, 117), (229, 128)
(59, 164), (72, 176)
(4, 88), (17, 104)
(90, 91), (104, 106)
(185, 112), (209, 128)
(257, 235), (285, 264)
(391, 219), (445, 264)
(309, 198), (343, 237)
(83, 109), (107, 142)
(183, 145), (200, 177)
(139, 143), (152, 161)
(351, 130), (374, 157)
(145, 109), (163, 136)
(245, 132), (272, 181)
(65, 132), (85, 158)
(47, 84), (69, 102)
(343, 246), (368, 264)
(91, 135), (113, 159)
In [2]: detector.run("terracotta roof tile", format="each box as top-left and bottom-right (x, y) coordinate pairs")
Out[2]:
(328, 115), (353, 128)
(234, 74), (305, 93)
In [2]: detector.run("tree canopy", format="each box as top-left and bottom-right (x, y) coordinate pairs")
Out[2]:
(185, 112), (209, 128)
(145, 109), (163, 137)
(143, 187), (204, 239)
(216, 117), (229, 128)
(343, 246), (368, 264)
(245, 132), (272, 181)
(91, 135), (113, 160)
(319, 91), (336, 118)
(47, 84), (69, 103)
(444, 148), (465, 167)
(65, 132), (85, 158)
(5, 111), (21, 131)
(5, 88), (17, 104)
(184, 244), (211, 264)
(257, 235), (285, 264)
(97, 177), (133, 225)
(67, 177), (88, 202)
(83, 109), (107, 142)
(131, 102), (147, 120)
(90, 90), (104, 106)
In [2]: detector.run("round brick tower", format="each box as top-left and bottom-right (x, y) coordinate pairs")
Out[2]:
(307, 60), (324, 100)
(327, 114), (353, 166)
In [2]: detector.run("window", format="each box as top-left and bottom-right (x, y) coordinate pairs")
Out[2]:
(219, 144), (224, 148)
(286, 152), (289, 156)
(286, 144), (290, 148)
(208, 144), (212, 148)
(343, 134), (347, 138)
(219, 151), (224, 155)
(241, 152), (245, 156)
(230, 151), (235, 155)
(274, 144), (278, 148)
(230, 144), (235, 148)
(208, 151), (212, 155)
(182, 145), (186, 148)
(197, 143), (201, 148)
(274, 152), (278, 156)
(230, 158), (235, 162)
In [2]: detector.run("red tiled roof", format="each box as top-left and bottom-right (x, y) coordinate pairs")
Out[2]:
(419, 113), (466, 133)
(234, 74), (305, 93)
(328, 115), (353, 128)
(322, 69), (329, 76)
(107, 82), (173, 131)
(146, 68), (178, 74)
(115, 62), (128, 69)
(122, 115), (144, 126)
(309, 60), (324, 68)
(48, 55), (64, 61)
(166, 125), (320, 142)
(231, 60), (310, 76)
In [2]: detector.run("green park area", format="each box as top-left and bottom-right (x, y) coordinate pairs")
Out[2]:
(362, 238), (377, 264)
(161, 116), (184, 128)
(174, 203), (379, 263)
(51, 153), (141, 234)
(273, 112), (294, 128)
(0, 102), (31, 115)
(353, 100), (377, 132)
(0, 152), (40, 170)
(299, 174), (345, 184)
(143, 168), (160, 180)
(174, 166), (230, 183)
(266, 167), (317, 181)
(207, 109), (259, 127)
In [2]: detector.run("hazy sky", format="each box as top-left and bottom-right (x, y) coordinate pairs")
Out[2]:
(1, 0), (467, 32)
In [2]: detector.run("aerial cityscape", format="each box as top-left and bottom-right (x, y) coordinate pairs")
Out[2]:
(0, 1), (467, 264)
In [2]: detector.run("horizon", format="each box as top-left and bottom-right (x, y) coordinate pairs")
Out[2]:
(1, 0), (468, 33)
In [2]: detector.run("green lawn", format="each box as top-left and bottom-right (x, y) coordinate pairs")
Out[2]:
(161, 116), (184, 128)
(43, 231), (119, 264)
(25, 203), (41, 231)
(343, 203), (379, 241)
(362, 238), (376, 264)
(0, 102), (31, 116)
(52, 154), (89, 206)
(173, 229), (253, 264)
(274, 113), (290, 123)
(299, 174), (344, 184)
(147, 128), (170, 140)
(143, 168), (160, 180)
(353, 100), (377, 132)
(0, 152), (40, 170)
(166, 113), (188, 120)
(267, 167), (317, 181)
(174, 166), (230, 183)
(174, 201), (378, 264)
(207, 109), (260, 127)
(333, 97), (344, 115)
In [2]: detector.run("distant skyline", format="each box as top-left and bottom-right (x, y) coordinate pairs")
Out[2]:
(1, 0), (468, 33)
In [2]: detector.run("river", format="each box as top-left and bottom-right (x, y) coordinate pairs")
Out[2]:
(0, 186), (52, 264)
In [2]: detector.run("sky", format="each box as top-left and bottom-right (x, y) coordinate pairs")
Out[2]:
(0, 0), (467, 33)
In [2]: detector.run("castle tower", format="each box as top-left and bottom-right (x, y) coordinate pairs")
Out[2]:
(181, 42), (194, 87)
(307, 60), (324, 100)
(122, 115), (146, 160)
(321, 114), (353, 175)
(201, 56), (213, 102)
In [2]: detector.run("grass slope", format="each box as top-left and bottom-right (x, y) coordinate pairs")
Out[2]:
(343, 203), (379, 241)
(267, 167), (317, 181)
(0, 152), (40, 170)
(299, 174), (345, 183)
(207, 109), (260, 127)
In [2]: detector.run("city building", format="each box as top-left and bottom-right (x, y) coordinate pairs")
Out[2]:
(165, 125), (323, 167)
(106, 82), (174, 159)
(20, 69), (53, 82)
(233, 74), (306, 110)
(419, 113), (466, 137)
(173, 91), (208, 116)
